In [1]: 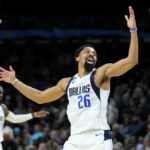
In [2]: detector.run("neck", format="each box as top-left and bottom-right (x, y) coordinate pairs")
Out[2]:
(78, 64), (91, 78)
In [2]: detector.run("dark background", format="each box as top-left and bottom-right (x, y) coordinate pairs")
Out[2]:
(1, 1), (150, 149)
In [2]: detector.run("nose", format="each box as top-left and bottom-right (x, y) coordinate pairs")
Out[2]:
(89, 52), (94, 57)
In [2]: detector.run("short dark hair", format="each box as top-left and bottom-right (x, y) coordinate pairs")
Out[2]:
(74, 44), (96, 59)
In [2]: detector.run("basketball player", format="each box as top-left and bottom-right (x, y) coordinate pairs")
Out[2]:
(0, 6), (138, 150)
(0, 85), (49, 150)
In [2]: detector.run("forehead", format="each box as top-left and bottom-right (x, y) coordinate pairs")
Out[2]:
(81, 47), (96, 54)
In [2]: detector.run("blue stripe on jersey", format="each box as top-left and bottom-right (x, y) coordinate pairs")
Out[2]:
(90, 70), (100, 100)
(66, 76), (74, 94)
(104, 130), (112, 140)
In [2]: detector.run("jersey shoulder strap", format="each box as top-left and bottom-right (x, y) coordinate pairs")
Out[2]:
(90, 69), (100, 100)
(66, 75), (75, 93)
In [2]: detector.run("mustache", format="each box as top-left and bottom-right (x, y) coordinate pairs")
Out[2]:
(86, 56), (95, 61)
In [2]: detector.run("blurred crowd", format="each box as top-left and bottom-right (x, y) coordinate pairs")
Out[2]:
(0, 36), (150, 150)
(0, 2), (149, 150)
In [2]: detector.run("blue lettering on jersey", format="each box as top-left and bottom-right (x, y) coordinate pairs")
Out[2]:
(69, 84), (90, 97)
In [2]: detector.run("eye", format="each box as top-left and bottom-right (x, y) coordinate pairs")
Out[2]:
(93, 53), (96, 56)
(86, 50), (90, 54)
(84, 50), (89, 54)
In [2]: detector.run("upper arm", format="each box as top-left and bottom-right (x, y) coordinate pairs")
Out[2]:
(38, 77), (70, 104)
(105, 58), (137, 78)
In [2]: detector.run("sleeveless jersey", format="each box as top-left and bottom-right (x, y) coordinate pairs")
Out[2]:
(66, 69), (110, 135)
(0, 105), (5, 142)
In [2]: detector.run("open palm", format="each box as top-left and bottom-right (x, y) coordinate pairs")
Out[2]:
(125, 6), (136, 29)
(0, 66), (16, 83)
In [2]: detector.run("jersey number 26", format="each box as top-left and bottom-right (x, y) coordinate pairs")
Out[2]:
(78, 94), (91, 109)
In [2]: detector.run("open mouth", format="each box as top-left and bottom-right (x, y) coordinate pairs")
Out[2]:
(86, 57), (95, 65)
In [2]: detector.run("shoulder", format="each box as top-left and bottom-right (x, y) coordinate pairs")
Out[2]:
(93, 64), (112, 88)
(58, 77), (71, 85)
(57, 77), (71, 91)
(96, 63), (113, 72)
(95, 63), (112, 77)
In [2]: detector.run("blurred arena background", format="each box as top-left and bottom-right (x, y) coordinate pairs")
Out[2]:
(0, 1), (150, 149)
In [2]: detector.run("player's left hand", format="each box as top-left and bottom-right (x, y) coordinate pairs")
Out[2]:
(33, 110), (50, 118)
(125, 6), (137, 29)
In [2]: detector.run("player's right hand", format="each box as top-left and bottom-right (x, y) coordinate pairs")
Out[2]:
(34, 110), (50, 118)
(125, 6), (136, 29)
(0, 65), (16, 84)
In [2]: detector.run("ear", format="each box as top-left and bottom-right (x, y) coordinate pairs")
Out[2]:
(75, 56), (80, 62)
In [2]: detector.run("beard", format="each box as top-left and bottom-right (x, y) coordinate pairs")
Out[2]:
(84, 61), (95, 72)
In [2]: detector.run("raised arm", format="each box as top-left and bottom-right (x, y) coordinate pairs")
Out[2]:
(0, 66), (70, 104)
(104, 6), (138, 78)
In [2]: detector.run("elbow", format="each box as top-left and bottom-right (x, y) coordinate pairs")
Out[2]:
(33, 91), (45, 104)
(135, 60), (138, 65)
(35, 97), (45, 104)
(133, 59), (138, 66)
(36, 100), (43, 104)
(36, 99), (50, 104)
(130, 59), (138, 67)
(33, 92), (45, 104)
(35, 92), (49, 104)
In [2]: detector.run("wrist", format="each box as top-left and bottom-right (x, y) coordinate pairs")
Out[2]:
(32, 112), (36, 118)
(11, 78), (18, 85)
(130, 27), (137, 32)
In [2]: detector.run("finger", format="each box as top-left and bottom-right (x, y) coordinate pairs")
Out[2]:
(9, 65), (14, 72)
(0, 67), (5, 72)
(41, 111), (50, 114)
(43, 113), (49, 116)
(45, 112), (50, 115)
(124, 15), (129, 22)
(129, 6), (134, 17)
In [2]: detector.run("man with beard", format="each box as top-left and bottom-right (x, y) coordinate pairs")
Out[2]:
(0, 85), (49, 150)
(0, 6), (138, 150)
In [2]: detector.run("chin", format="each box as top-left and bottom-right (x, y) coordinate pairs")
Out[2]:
(84, 62), (95, 72)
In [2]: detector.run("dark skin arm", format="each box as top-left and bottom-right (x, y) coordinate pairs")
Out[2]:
(0, 66), (71, 104)
(94, 6), (138, 90)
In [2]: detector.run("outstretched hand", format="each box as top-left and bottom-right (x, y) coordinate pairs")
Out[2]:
(34, 110), (50, 118)
(125, 6), (137, 29)
(0, 66), (16, 83)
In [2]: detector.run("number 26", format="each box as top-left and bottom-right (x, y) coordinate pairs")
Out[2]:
(78, 94), (91, 109)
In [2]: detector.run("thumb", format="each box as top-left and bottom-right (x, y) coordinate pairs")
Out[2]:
(125, 15), (129, 22)
(9, 65), (14, 72)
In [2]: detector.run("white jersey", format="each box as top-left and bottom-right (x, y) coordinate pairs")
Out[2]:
(0, 105), (5, 142)
(66, 69), (110, 135)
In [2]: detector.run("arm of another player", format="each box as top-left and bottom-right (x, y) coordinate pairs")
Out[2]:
(104, 6), (138, 78)
(32, 110), (50, 118)
(3, 104), (50, 123)
(0, 66), (70, 104)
